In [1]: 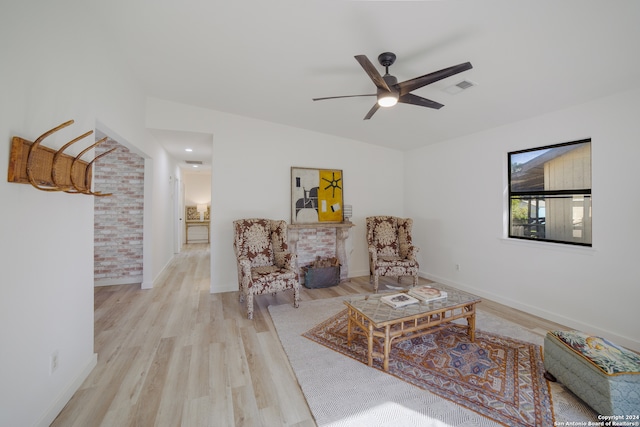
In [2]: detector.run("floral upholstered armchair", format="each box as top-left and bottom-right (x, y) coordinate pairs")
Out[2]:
(366, 216), (420, 293)
(233, 218), (300, 319)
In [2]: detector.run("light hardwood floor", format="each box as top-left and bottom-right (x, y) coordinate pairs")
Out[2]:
(52, 243), (568, 427)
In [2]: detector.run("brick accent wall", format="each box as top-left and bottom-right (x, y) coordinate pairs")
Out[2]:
(295, 227), (336, 269)
(93, 138), (144, 286)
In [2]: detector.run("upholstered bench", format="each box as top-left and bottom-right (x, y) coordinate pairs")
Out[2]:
(544, 330), (640, 415)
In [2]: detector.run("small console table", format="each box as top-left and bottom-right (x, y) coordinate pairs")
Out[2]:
(185, 221), (210, 243)
(185, 205), (210, 244)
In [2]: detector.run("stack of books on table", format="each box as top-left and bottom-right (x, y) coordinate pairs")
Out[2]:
(408, 285), (448, 302)
(380, 293), (420, 309)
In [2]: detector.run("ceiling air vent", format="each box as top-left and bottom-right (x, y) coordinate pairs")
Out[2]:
(456, 80), (475, 90)
(444, 80), (477, 95)
(185, 160), (203, 165)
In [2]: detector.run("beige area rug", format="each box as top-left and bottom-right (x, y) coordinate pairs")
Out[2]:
(269, 296), (599, 427)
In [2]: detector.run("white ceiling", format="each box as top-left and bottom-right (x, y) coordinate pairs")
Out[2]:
(92, 0), (640, 167)
(148, 129), (213, 173)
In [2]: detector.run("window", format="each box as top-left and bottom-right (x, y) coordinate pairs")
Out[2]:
(508, 139), (591, 246)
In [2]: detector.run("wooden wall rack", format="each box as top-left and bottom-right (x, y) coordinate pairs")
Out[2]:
(7, 120), (116, 196)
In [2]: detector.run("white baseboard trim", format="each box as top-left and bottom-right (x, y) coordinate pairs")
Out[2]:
(94, 277), (143, 287)
(36, 352), (98, 427)
(347, 268), (370, 278)
(210, 282), (238, 294)
(421, 272), (640, 353)
(144, 254), (175, 289)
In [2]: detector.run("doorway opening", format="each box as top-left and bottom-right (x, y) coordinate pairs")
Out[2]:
(182, 170), (212, 246)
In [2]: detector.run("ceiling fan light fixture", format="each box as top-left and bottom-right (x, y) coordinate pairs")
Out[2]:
(377, 92), (398, 107)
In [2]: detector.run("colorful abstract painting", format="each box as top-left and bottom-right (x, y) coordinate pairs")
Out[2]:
(291, 167), (343, 224)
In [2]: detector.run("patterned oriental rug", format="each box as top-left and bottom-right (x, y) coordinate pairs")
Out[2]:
(303, 309), (554, 427)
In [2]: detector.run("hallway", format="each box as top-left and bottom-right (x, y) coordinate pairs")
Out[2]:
(52, 243), (317, 426)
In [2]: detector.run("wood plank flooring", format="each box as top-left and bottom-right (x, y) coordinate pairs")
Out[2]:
(52, 243), (568, 427)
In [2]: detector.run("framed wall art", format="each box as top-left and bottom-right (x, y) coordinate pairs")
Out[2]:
(291, 167), (344, 224)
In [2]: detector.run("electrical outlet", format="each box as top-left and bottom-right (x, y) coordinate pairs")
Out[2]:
(50, 350), (59, 375)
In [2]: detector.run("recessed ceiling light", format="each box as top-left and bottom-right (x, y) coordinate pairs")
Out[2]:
(185, 148), (193, 152)
(192, 165), (199, 168)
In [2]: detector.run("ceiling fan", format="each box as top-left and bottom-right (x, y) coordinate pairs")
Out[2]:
(313, 52), (472, 120)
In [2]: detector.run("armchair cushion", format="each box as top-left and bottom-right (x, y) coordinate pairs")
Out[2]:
(376, 255), (418, 267)
(250, 265), (298, 293)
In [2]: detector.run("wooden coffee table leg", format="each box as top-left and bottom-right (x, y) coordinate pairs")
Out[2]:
(383, 326), (391, 371)
(367, 324), (374, 367)
(347, 309), (353, 345)
(467, 305), (476, 341)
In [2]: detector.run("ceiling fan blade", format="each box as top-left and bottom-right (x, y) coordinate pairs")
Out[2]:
(396, 62), (472, 96)
(312, 94), (376, 101)
(354, 55), (391, 92)
(363, 103), (380, 120)
(398, 93), (444, 110)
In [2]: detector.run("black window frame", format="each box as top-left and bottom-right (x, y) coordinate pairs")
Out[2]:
(508, 138), (592, 247)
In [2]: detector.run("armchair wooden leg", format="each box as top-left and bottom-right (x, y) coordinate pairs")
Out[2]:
(373, 275), (379, 293)
(246, 293), (254, 320)
(412, 275), (418, 287)
(293, 286), (300, 308)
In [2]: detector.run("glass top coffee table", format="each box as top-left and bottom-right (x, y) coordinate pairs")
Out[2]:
(344, 284), (481, 371)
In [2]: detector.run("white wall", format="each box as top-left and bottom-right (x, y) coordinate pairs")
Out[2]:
(405, 88), (640, 351)
(184, 172), (212, 206)
(146, 98), (406, 293)
(0, 2), (177, 425)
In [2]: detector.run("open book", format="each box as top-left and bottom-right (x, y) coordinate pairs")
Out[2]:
(380, 293), (420, 309)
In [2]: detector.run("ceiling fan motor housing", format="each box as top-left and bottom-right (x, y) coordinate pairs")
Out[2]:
(383, 74), (398, 86)
(380, 74), (399, 97)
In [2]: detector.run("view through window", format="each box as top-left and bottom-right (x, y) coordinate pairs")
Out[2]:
(508, 139), (592, 246)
